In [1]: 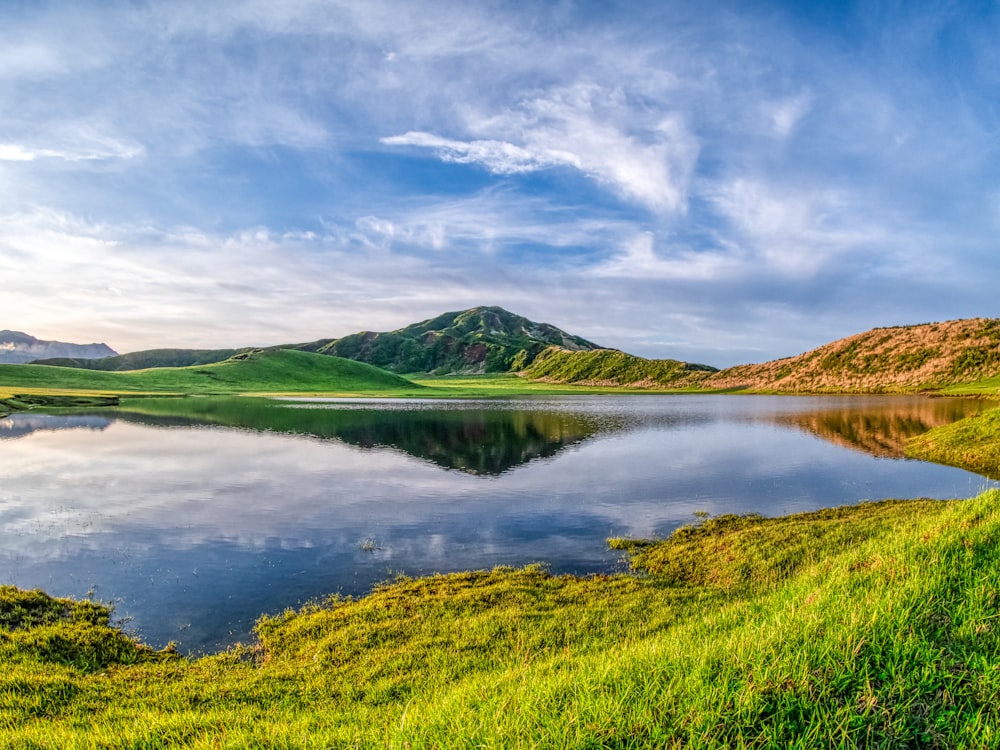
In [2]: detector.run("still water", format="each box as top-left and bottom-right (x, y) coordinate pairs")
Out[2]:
(1, 394), (996, 652)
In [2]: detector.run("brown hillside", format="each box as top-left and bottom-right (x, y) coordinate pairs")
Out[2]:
(699, 318), (1000, 393)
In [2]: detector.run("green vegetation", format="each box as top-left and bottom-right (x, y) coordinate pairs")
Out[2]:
(0, 393), (118, 418)
(0, 349), (423, 397)
(5, 492), (1000, 746)
(318, 305), (604, 374)
(409, 372), (688, 395)
(907, 407), (1000, 479)
(523, 346), (716, 387)
(17, 312), (1000, 395)
(32, 348), (247, 371)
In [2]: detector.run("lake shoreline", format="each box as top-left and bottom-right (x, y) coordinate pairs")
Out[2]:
(4, 490), (1000, 746)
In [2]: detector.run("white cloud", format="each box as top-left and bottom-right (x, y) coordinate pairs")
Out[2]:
(384, 84), (699, 214)
(0, 144), (37, 162)
(0, 138), (143, 163)
(381, 132), (574, 175)
(592, 232), (730, 282)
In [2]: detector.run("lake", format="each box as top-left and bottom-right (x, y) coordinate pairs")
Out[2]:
(1, 394), (997, 653)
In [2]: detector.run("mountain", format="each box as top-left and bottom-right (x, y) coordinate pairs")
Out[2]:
(27, 307), (604, 375)
(0, 330), (117, 365)
(314, 306), (604, 374)
(699, 318), (1000, 393)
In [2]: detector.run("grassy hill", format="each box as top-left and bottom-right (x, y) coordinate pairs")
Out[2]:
(0, 349), (422, 397)
(517, 318), (1000, 394)
(32, 348), (247, 371)
(4, 491), (1000, 746)
(317, 305), (604, 374)
(700, 318), (1000, 393)
(521, 346), (717, 387)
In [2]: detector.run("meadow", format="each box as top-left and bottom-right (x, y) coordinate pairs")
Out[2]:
(4, 351), (1000, 746)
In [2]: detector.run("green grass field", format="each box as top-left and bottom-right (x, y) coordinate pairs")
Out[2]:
(6, 352), (1000, 745)
(0, 349), (424, 398)
(4, 492), (1000, 747)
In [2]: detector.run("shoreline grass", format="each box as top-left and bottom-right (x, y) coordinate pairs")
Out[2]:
(6, 357), (1000, 745)
(4, 492), (1000, 747)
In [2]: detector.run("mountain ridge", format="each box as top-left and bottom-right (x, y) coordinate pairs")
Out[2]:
(13, 311), (1000, 393)
(0, 330), (116, 365)
(699, 317), (1000, 392)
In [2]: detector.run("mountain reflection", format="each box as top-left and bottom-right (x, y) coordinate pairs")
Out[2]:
(11, 395), (996, 473)
(109, 398), (604, 475)
(0, 414), (112, 440)
(770, 397), (998, 458)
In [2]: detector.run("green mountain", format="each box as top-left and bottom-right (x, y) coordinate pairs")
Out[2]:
(28, 307), (603, 375)
(316, 306), (603, 374)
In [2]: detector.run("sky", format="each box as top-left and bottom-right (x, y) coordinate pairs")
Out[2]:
(1, 0), (998, 367)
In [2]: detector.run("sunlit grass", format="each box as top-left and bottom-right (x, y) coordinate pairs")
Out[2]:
(907, 406), (1000, 479)
(5, 492), (1000, 746)
(409, 372), (700, 396)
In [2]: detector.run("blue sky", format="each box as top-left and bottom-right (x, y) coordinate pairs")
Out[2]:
(1, 0), (998, 366)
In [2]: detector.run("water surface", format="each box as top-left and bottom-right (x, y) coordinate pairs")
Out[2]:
(1, 394), (995, 652)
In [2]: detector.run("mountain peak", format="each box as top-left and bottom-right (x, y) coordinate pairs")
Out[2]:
(0, 331), (117, 365)
(319, 307), (604, 374)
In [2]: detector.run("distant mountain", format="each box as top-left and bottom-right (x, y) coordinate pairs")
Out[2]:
(700, 318), (1000, 393)
(33, 348), (247, 371)
(314, 306), (605, 374)
(0, 330), (116, 365)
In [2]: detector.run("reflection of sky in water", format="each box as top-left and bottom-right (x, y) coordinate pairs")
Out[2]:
(1, 396), (997, 653)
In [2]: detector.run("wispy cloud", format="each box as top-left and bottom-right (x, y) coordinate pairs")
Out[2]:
(381, 132), (572, 175)
(383, 83), (699, 214)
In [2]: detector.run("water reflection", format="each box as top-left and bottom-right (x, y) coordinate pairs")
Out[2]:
(108, 397), (611, 475)
(769, 396), (996, 458)
(0, 413), (112, 440)
(0, 394), (996, 653)
(107, 394), (998, 469)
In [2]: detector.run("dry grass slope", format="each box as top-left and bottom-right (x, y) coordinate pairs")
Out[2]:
(701, 318), (1000, 393)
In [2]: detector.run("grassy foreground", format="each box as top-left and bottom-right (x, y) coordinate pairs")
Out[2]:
(907, 407), (1000, 479)
(5, 492), (1000, 747)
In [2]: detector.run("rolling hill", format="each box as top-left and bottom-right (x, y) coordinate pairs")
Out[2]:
(521, 318), (1000, 393)
(0, 349), (422, 397)
(521, 347), (717, 387)
(699, 318), (1000, 393)
(32, 348), (247, 371)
